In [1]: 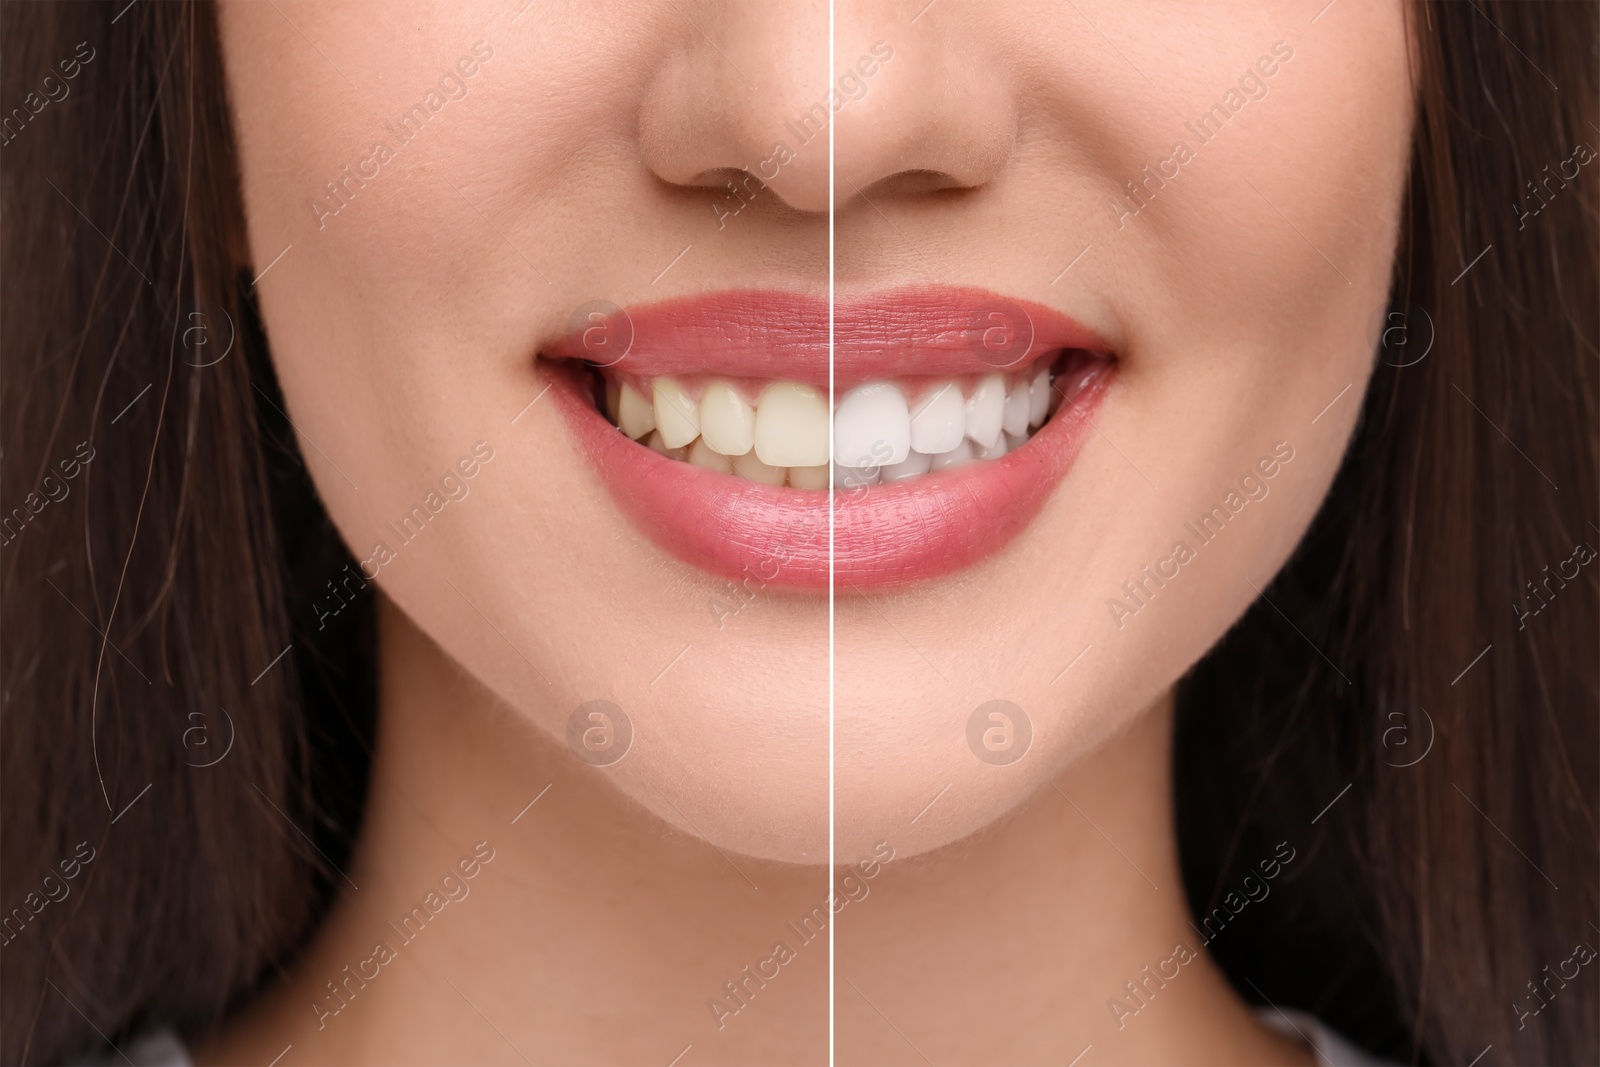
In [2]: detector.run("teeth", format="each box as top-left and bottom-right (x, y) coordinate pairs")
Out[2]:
(1001, 379), (1031, 438)
(835, 383), (910, 468)
(975, 433), (1008, 462)
(788, 464), (830, 490)
(929, 438), (976, 472)
(1028, 365), (1051, 428)
(618, 382), (656, 439)
(699, 381), (755, 456)
(687, 437), (733, 473)
(601, 361), (1072, 489)
(653, 377), (700, 448)
(645, 430), (687, 462)
(908, 381), (966, 455)
(881, 449), (933, 484)
(754, 382), (829, 467)
(965, 373), (1005, 449)
(731, 449), (787, 486)
(835, 462), (881, 490)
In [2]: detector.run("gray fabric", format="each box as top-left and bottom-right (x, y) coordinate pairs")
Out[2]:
(1260, 1007), (1391, 1066)
(71, 1030), (191, 1067)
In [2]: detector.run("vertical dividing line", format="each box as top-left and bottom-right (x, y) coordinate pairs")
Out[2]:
(826, 1), (837, 1063)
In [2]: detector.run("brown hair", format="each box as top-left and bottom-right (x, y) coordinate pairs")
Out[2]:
(2, 1), (1594, 1064)
(1179, 3), (1597, 1065)
(1, 3), (372, 1063)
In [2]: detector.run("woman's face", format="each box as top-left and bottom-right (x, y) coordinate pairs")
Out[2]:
(220, 0), (1411, 863)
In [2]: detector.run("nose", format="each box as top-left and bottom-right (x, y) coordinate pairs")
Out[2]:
(637, 3), (1016, 216)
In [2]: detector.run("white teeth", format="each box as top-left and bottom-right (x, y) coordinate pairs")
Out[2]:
(965, 373), (1005, 449)
(880, 449), (933, 484)
(699, 381), (756, 456)
(1001, 379), (1031, 437)
(608, 361), (1070, 487)
(834, 462), (881, 490)
(653, 377), (700, 448)
(754, 382), (829, 467)
(835, 383), (911, 467)
(688, 437), (733, 473)
(731, 449), (786, 486)
(908, 381), (966, 455)
(1028, 364), (1051, 428)
(929, 438), (976, 471)
(618, 382), (656, 439)
(975, 433), (1008, 461)
(788, 464), (830, 490)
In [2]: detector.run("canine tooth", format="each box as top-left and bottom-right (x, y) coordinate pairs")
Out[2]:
(732, 450), (786, 486)
(788, 464), (829, 490)
(965, 373), (1005, 449)
(1028, 365), (1051, 427)
(929, 438), (976, 472)
(652, 377), (700, 448)
(1005, 431), (1028, 452)
(1001, 379), (1031, 437)
(688, 437), (733, 473)
(699, 381), (755, 456)
(909, 381), (966, 455)
(881, 450), (933, 484)
(975, 434), (1008, 461)
(754, 382), (829, 467)
(618, 382), (655, 439)
(605, 379), (621, 422)
(645, 430), (687, 461)
(834, 462), (880, 490)
(834, 382), (910, 467)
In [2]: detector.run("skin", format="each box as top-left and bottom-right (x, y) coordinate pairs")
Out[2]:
(206, 0), (1412, 1063)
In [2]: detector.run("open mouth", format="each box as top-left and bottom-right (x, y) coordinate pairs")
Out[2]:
(580, 354), (1101, 489)
(542, 288), (1115, 590)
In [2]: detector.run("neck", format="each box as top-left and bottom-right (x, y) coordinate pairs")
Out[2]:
(206, 597), (1307, 1066)
(836, 700), (1305, 1065)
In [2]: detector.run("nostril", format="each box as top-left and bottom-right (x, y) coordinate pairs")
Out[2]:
(687, 166), (772, 199)
(842, 168), (975, 200)
(681, 163), (817, 228)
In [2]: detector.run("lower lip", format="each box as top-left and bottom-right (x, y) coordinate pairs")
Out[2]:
(550, 362), (1112, 590)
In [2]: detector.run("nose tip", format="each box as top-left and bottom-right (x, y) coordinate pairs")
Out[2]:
(637, 11), (1016, 218)
(637, 5), (834, 216)
(831, 36), (1015, 209)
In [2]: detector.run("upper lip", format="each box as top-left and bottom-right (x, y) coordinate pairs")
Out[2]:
(541, 286), (1114, 384)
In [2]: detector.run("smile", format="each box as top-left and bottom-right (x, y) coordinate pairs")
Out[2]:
(543, 287), (1114, 590)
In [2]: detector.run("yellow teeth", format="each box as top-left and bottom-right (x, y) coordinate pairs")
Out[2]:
(603, 367), (1057, 489)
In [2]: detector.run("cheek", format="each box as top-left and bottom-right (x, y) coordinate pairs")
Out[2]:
(222, 3), (837, 865)
(1082, 8), (1410, 731)
(833, 4), (1412, 857)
